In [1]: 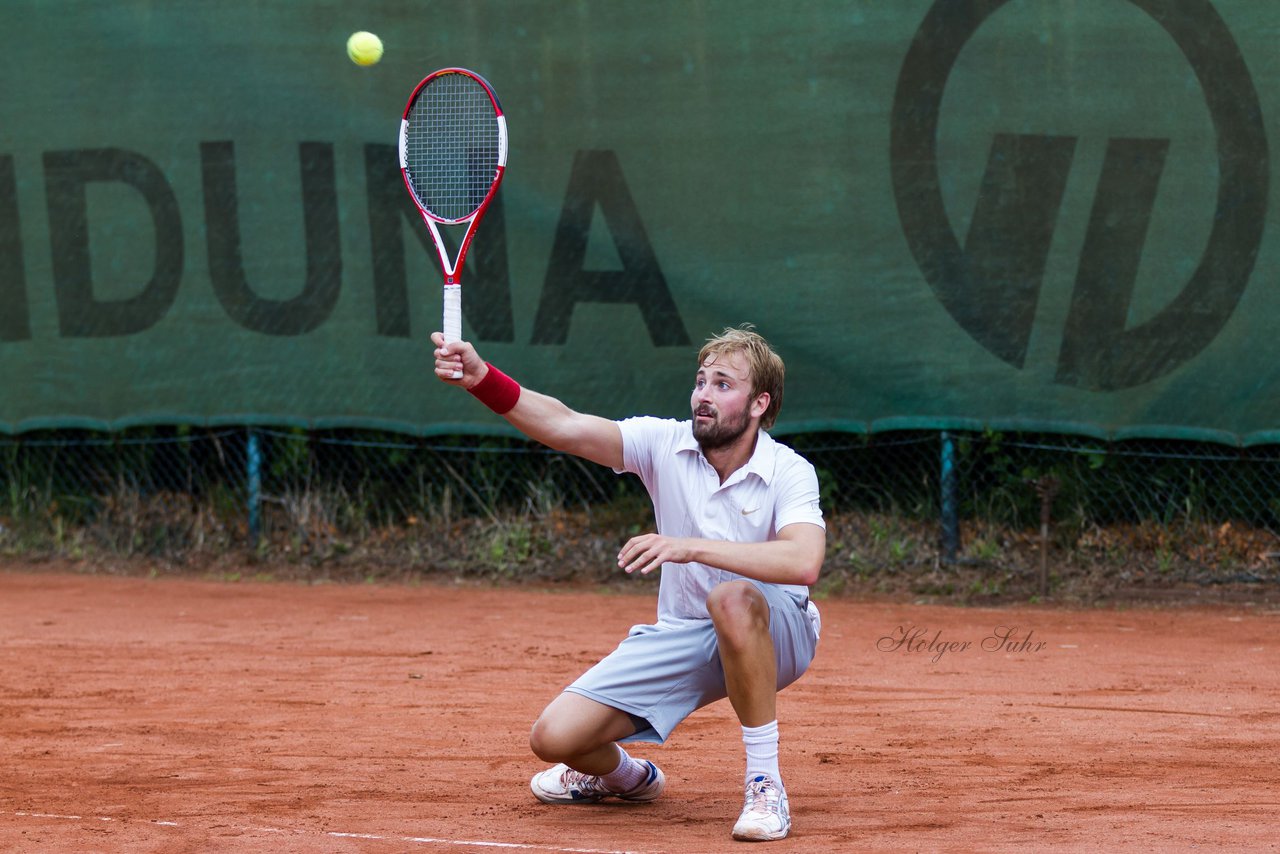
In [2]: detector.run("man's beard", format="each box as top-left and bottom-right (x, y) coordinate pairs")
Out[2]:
(692, 405), (752, 451)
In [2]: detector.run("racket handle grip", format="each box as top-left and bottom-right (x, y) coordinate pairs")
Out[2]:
(442, 284), (463, 379)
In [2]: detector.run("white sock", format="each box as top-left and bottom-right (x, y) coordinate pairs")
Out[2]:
(600, 747), (649, 793)
(742, 720), (781, 785)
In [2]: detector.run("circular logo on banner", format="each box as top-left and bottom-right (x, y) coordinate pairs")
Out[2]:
(890, 0), (1267, 391)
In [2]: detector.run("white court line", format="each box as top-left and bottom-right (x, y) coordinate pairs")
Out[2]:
(8, 812), (642, 854)
(332, 832), (640, 852)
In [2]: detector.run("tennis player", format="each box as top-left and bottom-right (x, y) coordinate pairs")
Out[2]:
(431, 325), (825, 843)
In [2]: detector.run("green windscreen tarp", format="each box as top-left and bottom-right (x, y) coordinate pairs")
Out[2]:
(2, 0), (1278, 443)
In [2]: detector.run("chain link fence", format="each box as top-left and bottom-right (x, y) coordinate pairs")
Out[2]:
(2, 427), (1278, 598)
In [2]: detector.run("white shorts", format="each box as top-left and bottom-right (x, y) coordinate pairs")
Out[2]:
(564, 582), (820, 744)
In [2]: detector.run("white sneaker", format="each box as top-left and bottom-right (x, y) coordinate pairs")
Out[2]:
(732, 775), (791, 841)
(530, 761), (665, 804)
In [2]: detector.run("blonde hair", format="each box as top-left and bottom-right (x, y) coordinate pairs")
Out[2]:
(697, 324), (785, 429)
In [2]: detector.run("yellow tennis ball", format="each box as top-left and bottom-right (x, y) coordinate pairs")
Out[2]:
(346, 31), (383, 66)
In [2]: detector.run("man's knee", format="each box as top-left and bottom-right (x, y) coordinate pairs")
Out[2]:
(529, 711), (580, 763)
(707, 581), (770, 640)
(529, 693), (632, 763)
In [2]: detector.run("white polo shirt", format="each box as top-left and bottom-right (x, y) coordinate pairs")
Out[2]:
(615, 416), (826, 623)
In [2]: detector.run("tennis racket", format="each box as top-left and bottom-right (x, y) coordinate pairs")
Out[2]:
(398, 67), (508, 377)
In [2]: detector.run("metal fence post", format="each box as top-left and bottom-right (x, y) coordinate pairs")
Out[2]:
(247, 428), (262, 548)
(940, 430), (959, 564)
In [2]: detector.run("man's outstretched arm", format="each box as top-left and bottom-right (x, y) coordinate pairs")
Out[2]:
(432, 332), (624, 471)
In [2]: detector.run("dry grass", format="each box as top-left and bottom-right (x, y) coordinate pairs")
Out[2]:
(4, 491), (1279, 606)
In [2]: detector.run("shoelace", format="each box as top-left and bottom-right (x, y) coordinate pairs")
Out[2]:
(561, 767), (611, 796)
(742, 776), (780, 815)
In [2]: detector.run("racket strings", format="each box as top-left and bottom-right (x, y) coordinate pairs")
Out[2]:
(406, 74), (501, 221)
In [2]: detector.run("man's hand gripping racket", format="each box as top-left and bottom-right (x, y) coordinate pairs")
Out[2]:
(398, 68), (507, 378)
(430, 331), (484, 387)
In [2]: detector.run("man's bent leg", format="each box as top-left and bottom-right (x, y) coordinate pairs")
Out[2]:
(529, 691), (666, 805)
(707, 581), (793, 841)
(706, 580), (778, 727)
(529, 691), (637, 774)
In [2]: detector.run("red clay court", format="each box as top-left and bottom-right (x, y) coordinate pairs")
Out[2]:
(2, 570), (1277, 852)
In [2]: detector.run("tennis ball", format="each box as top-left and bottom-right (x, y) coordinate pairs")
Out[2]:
(346, 31), (383, 66)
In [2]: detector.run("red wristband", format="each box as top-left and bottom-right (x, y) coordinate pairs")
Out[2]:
(468, 363), (521, 414)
